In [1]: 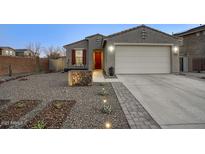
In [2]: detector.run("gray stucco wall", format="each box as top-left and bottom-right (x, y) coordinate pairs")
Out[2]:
(179, 31), (205, 57)
(179, 31), (205, 71)
(65, 40), (88, 68)
(104, 26), (180, 74)
(86, 35), (104, 70)
(65, 34), (104, 70)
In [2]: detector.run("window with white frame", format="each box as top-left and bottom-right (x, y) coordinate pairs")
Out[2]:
(75, 50), (83, 65)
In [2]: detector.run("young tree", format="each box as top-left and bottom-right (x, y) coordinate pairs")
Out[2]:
(26, 42), (42, 57)
(46, 46), (61, 59)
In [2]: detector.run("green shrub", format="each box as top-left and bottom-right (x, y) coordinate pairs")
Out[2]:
(53, 102), (64, 109)
(101, 104), (112, 114)
(97, 88), (109, 96)
(33, 121), (46, 129)
(16, 102), (25, 108)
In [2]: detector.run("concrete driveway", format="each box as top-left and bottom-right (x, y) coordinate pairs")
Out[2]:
(117, 74), (205, 128)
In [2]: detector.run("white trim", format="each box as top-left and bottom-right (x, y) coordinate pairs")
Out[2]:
(114, 43), (174, 46)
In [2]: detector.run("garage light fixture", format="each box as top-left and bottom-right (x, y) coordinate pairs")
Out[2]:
(108, 45), (115, 52)
(173, 46), (179, 54)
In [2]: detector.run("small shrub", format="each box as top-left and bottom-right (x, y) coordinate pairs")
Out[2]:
(33, 121), (46, 129)
(53, 102), (64, 109)
(16, 102), (25, 108)
(101, 104), (112, 114)
(97, 88), (109, 96)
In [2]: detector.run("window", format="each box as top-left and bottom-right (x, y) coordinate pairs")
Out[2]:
(75, 50), (83, 65)
(9, 50), (13, 56)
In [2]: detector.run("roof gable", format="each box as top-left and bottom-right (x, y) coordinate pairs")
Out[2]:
(105, 25), (176, 39)
(174, 25), (205, 36)
(85, 33), (104, 39)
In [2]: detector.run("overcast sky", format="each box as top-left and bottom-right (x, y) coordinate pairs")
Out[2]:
(0, 24), (199, 56)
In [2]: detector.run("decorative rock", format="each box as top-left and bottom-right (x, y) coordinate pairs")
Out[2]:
(68, 70), (92, 86)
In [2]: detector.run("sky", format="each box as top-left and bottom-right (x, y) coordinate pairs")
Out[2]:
(0, 24), (199, 56)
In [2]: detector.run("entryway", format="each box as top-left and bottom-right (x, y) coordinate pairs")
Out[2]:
(92, 70), (119, 82)
(93, 50), (102, 69)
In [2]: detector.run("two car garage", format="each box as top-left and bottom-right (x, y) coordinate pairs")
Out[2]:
(115, 45), (172, 74)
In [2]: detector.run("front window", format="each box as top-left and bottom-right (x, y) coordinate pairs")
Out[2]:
(75, 50), (83, 65)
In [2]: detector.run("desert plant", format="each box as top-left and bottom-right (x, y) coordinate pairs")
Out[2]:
(16, 102), (25, 108)
(53, 102), (63, 109)
(101, 104), (112, 114)
(33, 121), (46, 129)
(97, 88), (109, 96)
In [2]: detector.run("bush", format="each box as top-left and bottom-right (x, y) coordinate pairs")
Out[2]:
(101, 104), (112, 114)
(33, 121), (46, 129)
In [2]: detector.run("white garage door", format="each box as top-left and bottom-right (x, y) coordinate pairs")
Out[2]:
(115, 45), (171, 74)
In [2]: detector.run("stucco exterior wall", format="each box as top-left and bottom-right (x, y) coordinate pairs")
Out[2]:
(86, 35), (104, 70)
(179, 31), (205, 57)
(65, 34), (104, 70)
(178, 31), (205, 71)
(65, 40), (88, 68)
(104, 26), (180, 74)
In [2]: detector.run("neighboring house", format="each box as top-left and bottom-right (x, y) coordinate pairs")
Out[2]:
(0, 46), (16, 56)
(15, 49), (34, 57)
(174, 25), (205, 72)
(64, 25), (180, 75)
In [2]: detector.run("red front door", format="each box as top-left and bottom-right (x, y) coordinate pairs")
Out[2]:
(95, 52), (102, 69)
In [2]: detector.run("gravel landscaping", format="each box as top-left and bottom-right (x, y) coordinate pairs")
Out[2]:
(0, 99), (10, 107)
(0, 100), (40, 128)
(0, 73), (130, 129)
(25, 100), (76, 129)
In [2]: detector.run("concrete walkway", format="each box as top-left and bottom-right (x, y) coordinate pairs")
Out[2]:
(92, 70), (119, 82)
(118, 74), (205, 129)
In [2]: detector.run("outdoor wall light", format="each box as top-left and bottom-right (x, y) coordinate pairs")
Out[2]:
(108, 45), (115, 52)
(173, 46), (179, 54)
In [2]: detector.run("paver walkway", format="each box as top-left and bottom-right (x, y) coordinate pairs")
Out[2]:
(112, 82), (160, 129)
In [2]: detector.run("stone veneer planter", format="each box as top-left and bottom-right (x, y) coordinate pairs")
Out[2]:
(68, 70), (92, 86)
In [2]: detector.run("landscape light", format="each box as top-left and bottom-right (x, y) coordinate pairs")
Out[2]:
(103, 99), (107, 103)
(105, 121), (112, 129)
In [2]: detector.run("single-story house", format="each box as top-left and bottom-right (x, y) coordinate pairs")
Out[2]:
(15, 49), (34, 57)
(0, 46), (16, 56)
(174, 25), (205, 72)
(64, 25), (180, 75)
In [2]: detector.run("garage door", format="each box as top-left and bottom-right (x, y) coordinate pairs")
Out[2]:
(115, 45), (171, 74)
